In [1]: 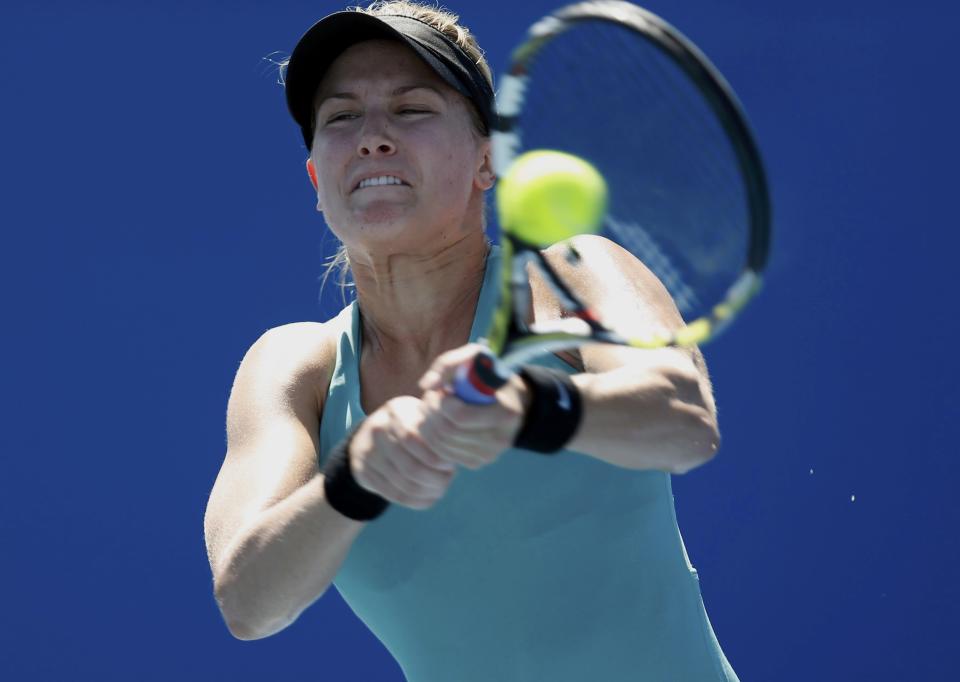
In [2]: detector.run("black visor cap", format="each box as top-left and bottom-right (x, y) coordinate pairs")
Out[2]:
(284, 12), (495, 149)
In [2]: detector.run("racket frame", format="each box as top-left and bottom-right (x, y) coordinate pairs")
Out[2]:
(457, 0), (772, 402)
(492, 0), (770, 348)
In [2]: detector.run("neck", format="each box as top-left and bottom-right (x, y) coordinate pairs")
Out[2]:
(348, 230), (490, 363)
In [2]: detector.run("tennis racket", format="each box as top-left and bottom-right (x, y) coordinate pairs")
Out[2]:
(454, 0), (771, 404)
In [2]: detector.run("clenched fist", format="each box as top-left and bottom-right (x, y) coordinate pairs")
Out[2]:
(349, 344), (530, 510)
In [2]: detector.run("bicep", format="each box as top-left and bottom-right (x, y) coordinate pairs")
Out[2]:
(204, 325), (332, 573)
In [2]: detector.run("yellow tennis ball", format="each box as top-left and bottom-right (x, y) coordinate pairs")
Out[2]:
(496, 150), (608, 247)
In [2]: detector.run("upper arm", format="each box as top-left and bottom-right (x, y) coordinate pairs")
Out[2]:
(203, 323), (335, 576)
(539, 235), (717, 417)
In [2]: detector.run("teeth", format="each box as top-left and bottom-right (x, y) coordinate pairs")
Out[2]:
(358, 175), (404, 189)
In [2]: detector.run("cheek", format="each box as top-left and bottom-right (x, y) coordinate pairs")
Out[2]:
(311, 146), (346, 199)
(434, 142), (479, 196)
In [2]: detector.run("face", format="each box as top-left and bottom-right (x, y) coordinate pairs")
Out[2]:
(309, 40), (494, 253)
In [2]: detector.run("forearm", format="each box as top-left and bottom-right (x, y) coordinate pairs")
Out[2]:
(213, 475), (364, 640)
(565, 363), (720, 473)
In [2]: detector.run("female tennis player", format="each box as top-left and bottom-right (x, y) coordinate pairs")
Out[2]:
(204, 2), (738, 679)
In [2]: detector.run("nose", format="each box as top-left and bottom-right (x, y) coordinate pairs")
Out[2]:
(357, 115), (396, 157)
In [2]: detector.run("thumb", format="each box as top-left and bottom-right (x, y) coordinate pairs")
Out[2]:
(418, 343), (487, 394)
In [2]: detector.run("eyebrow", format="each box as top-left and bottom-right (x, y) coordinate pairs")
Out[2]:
(316, 84), (445, 108)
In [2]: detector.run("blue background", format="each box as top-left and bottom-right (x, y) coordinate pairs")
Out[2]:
(2, 0), (957, 679)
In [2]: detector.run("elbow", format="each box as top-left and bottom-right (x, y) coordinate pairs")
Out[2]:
(224, 616), (274, 642)
(226, 619), (292, 642)
(658, 365), (720, 475)
(667, 407), (720, 475)
(208, 522), (342, 641)
(214, 578), (271, 641)
(213, 573), (301, 641)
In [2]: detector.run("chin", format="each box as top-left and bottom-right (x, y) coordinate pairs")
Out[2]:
(335, 205), (423, 248)
(355, 204), (411, 226)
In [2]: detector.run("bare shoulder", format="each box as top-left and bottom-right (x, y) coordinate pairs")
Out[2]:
(543, 234), (681, 324)
(529, 234), (684, 344)
(535, 236), (713, 402)
(226, 320), (340, 453)
(239, 321), (337, 382)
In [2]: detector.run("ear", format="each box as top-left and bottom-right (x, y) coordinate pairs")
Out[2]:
(305, 158), (318, 191)
(475, 141), (496, 191)
(306, 158), (323, 212)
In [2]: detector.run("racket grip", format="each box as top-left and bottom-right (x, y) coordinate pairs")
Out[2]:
(453, 349), (508, 405)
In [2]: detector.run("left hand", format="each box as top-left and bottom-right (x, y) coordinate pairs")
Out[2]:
(417, 344), (530, 470)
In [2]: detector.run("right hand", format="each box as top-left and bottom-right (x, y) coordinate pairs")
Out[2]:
(349, 396), (458, 510)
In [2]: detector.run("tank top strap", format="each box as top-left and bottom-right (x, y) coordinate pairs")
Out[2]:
(467, 243), (501, 344)
(318, 301), (364, 466)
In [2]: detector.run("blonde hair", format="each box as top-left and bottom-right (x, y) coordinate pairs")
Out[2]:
(317, 1), (493, 300)
(356, 1), (493, 122)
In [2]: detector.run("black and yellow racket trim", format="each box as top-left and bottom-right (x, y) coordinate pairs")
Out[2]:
(487, 0), (771, 357)
(462, 0), (772, 402)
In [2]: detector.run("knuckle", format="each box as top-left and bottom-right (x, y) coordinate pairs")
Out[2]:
(385, 394), (417, 417)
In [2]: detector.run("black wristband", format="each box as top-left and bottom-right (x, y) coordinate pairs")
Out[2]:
(322, 428), (389, 522)
(513, 366), (583, 453)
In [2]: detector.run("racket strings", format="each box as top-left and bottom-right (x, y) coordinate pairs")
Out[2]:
(601, 23), (739, 313)
(546, 22), (736, 219)
(618, 28), (738, 180)
(511, 18), (751, 324)
(605, 22), (748, 256)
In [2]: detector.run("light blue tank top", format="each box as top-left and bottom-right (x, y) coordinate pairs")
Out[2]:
(319, 246), (738, 681)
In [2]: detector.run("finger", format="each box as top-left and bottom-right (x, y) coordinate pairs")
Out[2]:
(356, 463), (443, 510)
(394, 416), (459, 475)
(418, 343), (487, 393)
(359, 437), (455, 504)
(381, 397), (458, 473)
(419, 429), (486, 470)
(393, 435), (459, 485)
(351, 406), (453, 501)
(417, 400), (501, 470)
(418, 367), (444, 393)
(427, 388), (519, 432)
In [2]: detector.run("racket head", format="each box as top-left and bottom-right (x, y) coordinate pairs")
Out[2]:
(490, 0), (771, 354)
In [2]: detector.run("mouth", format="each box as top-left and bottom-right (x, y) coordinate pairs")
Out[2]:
(353, 175), (410, 192)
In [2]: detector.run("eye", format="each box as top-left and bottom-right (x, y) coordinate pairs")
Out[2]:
(324, 111), (359, 125)
(398, 107), (432, 116)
